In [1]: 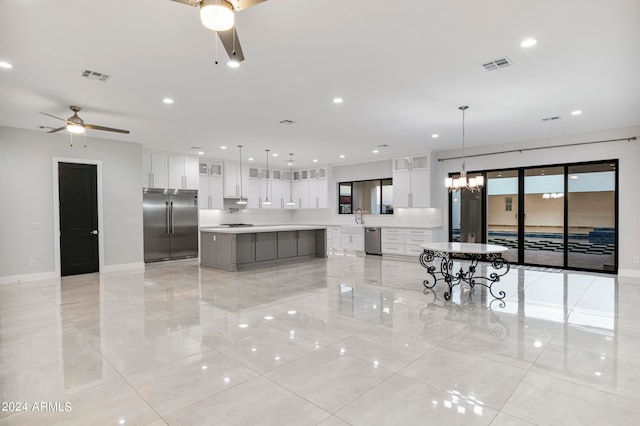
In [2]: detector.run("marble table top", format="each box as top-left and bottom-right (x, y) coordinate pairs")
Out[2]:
(420, 242), (508, 254)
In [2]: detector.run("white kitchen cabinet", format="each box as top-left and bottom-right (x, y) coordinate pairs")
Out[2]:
(329, 226), (341, 249)
(403, 229), (433, 256)
(308, 168), (328, 208)
(247, 167), (261, 208)
(223, 161), (243, 198)
(392, 153), (431, 208)
(292, 171), (301, 209)
(143, 152), (168, 189)
(297, 170), (309, 208)
(271, 169), (282, 209)
(340, 225), (363, 251)
(409, 168), (430, 207)
(169, 155), (199, 190)
(381, 228), (432, 256)
(198, 161), (223, 210)
(340, 234), (363, 251)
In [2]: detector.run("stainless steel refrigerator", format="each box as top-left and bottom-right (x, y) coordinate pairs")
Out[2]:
(143, 188), (198, 262)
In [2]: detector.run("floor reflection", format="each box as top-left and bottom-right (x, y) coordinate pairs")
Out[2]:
(1, 255), (637, 425)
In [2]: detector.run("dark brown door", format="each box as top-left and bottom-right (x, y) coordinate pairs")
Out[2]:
(59, 162), (99, 276)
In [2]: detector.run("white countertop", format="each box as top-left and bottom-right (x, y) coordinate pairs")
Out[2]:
(311, 224), (441, 229)
(201, 225), (328, 234)
(420, 242), (508, 254)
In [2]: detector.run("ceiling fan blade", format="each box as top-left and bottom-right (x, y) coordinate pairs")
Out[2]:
(169, 0), (199, 7)
(217, 27), (245, 62)
(39, 112), (67, 122)
(227, 0), (268, 12)
(47, 126), (67, 134)
(85, 124), (130, 134)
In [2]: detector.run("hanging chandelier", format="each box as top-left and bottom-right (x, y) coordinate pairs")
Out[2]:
(445, 105), (484, 193)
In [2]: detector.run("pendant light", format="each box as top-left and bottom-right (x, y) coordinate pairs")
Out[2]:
(445, 106), (484, 192)
(236, 145), (247, 205)
(285, 153), (297, 206)
(262, 149), (272, 205)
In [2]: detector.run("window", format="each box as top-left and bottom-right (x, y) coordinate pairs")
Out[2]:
(338, 179), (393, 214)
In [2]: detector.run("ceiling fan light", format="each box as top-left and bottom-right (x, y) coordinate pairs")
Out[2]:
(67, 124), (85, 134)
(200, 1), (235, 31)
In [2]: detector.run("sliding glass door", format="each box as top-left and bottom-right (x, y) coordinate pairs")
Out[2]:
(450, 160), (618, 273)
(486, 170), (519, 263)
(523, 166), (565, 267)
(567, 162), (617, 271)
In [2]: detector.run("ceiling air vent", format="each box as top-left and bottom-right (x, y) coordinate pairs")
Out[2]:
(80, 69), (110, 82)
(279, 120), (296, 125)
(481, 57), (513, 71)
(542, 116), (562, 121)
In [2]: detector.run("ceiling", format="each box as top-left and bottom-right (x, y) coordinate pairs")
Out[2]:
(1, 0), (639, 169)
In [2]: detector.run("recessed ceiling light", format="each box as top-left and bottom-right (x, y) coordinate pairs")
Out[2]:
(373, 150), (379, 154)
(339, 154), (345, 158)
(520, 38), (538, 48)
(333, 97), (343, 104)
(431, 134), (439, 138)
(571, 110), (583, 116)
(570, 175), (579, 180)
(227, 60), (240, 68)
(220, 145), (227, 149)
(248, 157), (254, 161)
(0, 61), (13, 69)
(312, 159), (318, 163)
(272, 153), (278, 157)
(162, 98), (174, 104)
(198, 151), (204, 155)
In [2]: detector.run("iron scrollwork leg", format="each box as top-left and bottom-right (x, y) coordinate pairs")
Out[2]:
(420, 250), (510, 301)
(420, 250), (456, 300)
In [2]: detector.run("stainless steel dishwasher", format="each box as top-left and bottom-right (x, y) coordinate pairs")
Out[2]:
(365, 227), (382, 255)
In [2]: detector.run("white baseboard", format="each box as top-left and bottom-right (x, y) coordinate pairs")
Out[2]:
(0, 271), (58, 285)
(618, 269), (640, 279)
(101, 262), (145, 273)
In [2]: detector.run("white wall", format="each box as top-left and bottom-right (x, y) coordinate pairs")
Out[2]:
(0, 126), (144, 282)
(433, 125), (640, 277)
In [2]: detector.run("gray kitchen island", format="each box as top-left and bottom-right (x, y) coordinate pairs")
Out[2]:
(200, 225), (328, 271)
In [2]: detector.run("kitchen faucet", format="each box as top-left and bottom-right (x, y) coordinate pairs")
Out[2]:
(355, 208), (363, 224)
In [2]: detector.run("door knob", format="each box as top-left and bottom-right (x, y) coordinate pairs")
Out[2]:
(90, 230), (99, 235)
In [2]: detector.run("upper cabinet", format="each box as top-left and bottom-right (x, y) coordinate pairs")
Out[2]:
(143, 152), (198, 190)
(199, 161), (223, 210)
(223, 161), (240, 198)
(142, 152), (168, 189)
(169, 155), (199, 190)
(393, 153), (431, 208)
(308, 167), (328, 209)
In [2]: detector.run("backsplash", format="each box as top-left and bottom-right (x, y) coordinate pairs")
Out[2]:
(200, 207), (443, 229)
(199, 208), (294, 227)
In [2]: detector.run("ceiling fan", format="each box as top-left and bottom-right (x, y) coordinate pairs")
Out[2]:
(170, 0), (268, 63)
(39, 106), (130, 134)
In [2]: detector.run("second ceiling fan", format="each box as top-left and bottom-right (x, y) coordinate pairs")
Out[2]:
(170, 0), (268, 63)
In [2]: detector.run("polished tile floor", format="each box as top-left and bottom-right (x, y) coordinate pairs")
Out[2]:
(2, 254), (640, 425)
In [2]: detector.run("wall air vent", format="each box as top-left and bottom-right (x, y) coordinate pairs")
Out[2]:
(481, 57), (513, 71)
(542, 116), (562, 121)
(80, 69), (110, 82)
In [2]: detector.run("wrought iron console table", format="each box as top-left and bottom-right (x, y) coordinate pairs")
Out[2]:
(419, 242), (510, 300)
